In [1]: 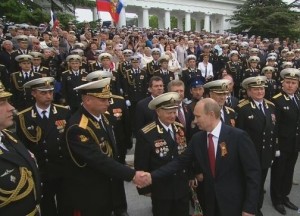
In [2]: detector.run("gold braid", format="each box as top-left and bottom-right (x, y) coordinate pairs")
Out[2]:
(0, 167), (35, 208)
(126, 70), (135, 86)
(65, 124), (87, 168)
(11, 73), (24, 91)
(18, 114), (42, 143)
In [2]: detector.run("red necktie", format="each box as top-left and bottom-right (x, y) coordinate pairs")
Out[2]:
(208, 133), (215, 177)
(178, 106), (186, 127)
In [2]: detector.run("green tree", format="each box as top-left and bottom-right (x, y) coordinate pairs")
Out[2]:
(171, 16), (177, 29)
(149, 15), (158, 28)
(228, 0), (300, 39)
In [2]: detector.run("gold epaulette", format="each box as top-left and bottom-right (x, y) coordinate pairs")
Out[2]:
(174, 121), (184, 128)
(264, 99), (275, 106)
(141, 122), (156, 134)
(0, 64), (4, 67)
(153, 69), (160, 73)
(79, 114), (89, 129)
(17, 107), (32, 116)
(237, 99), (250, 108)
(2, 129), (18, 143)
(225, 106), (235, 113)
(111, 94), (124, 100)
(42, 66), (49, 70)
(62, 70), (70, 74)
(239, 98), (246, 103)
(53, 103), (69, 109)
(273, 92), (282, 99)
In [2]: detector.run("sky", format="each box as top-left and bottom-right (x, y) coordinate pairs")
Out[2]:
(75, 0), (295, 23)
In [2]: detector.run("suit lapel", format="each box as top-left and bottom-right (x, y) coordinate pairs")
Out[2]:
(215, 123), (229, 178)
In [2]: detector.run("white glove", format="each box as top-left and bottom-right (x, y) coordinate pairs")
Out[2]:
(275, 150), (280, 157)
(120, 88), (124, 95)
(126, 100), (131, 107)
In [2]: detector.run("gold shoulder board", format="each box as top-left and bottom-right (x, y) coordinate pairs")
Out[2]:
(225, 106), (235, 113)
(79, 114), (89, 129)
(53, 103), (69, 109)
(142, 122), (156, 134)
(111, 94), (124, 100)
(273, 93), (282, 99)
(174, 121), (184, 128)
(264, 99), (275, 106)
(237, 99), (250, 108)
(2, 130), (18, 143)
(17, 107), (32, 116)
(62, 70), (70, 74)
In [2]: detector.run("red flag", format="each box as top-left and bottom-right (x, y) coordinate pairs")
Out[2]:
(96, 0), (124, 23)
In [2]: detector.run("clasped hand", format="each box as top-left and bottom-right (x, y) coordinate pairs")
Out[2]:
(133, 171), (152, 188)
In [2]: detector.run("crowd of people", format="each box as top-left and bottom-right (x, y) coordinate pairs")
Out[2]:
(0, 19), (299, 216)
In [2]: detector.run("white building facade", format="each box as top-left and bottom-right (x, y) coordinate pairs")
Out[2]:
(92, 0), (245, 33)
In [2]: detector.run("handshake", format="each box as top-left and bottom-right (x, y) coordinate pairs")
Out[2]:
(132, 171), (152, 188)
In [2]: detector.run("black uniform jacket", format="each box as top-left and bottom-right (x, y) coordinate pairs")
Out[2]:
(16, 104), (71, 179)
(134, 120), (190, 200)
(0, 129), (41, 215)
(61, 106), (135, 213)
(236, 99), (276, 169)
(10, 71), (42, 110)
(272, 91), (300, 152)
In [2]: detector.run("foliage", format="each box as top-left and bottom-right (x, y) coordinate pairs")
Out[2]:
(149, 15), (158, 28)
(228, 0), (300, 40)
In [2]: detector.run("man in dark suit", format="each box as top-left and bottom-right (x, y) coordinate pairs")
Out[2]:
(61, 78), (147, 216)
(270, 68), (300, 215)
(142, 98), (261, 216)
(204, 79), (236, 127)
(223, 74), (239, 109)
(135, 76), (164, 133)
(10, 54), (42, 110)
(0, 82), (41, 215)
(167, 79), (194, 142)
(135, 92), (190, 216)
(16, 77), (71, 216)
(236, 76), (276, 216)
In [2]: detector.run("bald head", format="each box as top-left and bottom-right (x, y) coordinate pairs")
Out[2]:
(194, 98), (221, 132)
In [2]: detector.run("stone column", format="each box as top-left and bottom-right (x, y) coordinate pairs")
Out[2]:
(158, 12), (164, 29)
(143, 7), (149, 28)
(177, 15), (183, 30)
(92, 7), (98, 21)
(118, 6), (126, 27)
(137, 10), (143, 27)
(204, 13), (210, 32)
(185, 12), (191, 31)
(222, 15), (231, 34)
(164, 9), (171, 30)
(195, 17), (202, 32)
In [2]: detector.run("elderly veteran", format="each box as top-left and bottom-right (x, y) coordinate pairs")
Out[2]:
(134, 92), (190, 216)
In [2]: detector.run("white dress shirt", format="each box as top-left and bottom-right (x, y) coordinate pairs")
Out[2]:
(198, 62), (213, 78)
(207, 120), (222, 157)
